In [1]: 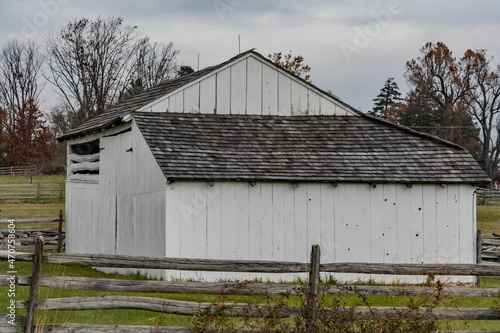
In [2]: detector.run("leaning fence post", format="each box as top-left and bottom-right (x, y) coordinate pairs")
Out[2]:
(307, 244), (321, 330)
(476, 229), (483, 287)
(57, 210), (63, 253)
(24, 235), (43, 333)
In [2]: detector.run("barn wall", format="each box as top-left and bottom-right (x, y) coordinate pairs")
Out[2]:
(137, 54), (356, 117)
(65, 124), (167, 278)
(163, 181), (477, 283)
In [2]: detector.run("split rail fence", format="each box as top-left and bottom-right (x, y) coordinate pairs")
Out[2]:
(0, 166), (37, 177)
(1, 239), (500, 333)
(0, 211), (65, 253)
(477, 188), (500, 205)
(0, 183), (65, 202)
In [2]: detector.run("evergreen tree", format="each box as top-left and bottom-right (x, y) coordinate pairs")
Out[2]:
(369, 78), (403, 121)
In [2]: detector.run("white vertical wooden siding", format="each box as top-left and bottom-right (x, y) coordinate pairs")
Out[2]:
(138, 54), (356, 117)
(65, 182), (99, 254)
(164, 181), (476, 283)
(66, 125), (167, 278)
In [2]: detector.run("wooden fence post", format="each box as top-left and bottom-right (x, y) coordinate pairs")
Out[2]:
(57, 210), (63, 253)
(307, 244), (321, 330)
(36, 183), (41, 201)
(24, 235), (43, 333)
(476, 229), (483, 287)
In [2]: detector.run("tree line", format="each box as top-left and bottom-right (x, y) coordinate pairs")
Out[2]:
(370, 42), (500, 187)
(0, 16), (186, 172)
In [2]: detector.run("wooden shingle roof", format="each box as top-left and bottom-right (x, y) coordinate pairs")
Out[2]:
(133, 112), (490, 184)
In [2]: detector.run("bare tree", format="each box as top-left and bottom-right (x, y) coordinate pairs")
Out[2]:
(462, 49), (500, 185)
(0, 39), (44, 133)
(45, 16), (179, 127)
(46, 17), (139, 124)
(134, 39), (179, 89)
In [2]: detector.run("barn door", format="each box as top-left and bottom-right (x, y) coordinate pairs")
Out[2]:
(98, 130), (133, 256)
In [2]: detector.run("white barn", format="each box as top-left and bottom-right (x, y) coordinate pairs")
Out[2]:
(58, 50), (490, 282)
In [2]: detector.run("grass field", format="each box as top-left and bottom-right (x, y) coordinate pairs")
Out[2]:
(477, 205), (500, 237)
(0, 174), (65, 185)
(1, 176), (500, 331)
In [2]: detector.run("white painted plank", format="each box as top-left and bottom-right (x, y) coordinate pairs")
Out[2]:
(409, 185), (424, 263)
(262, 64), (278, 115)
(183, 83), (200, 113)
(435, 185), (449, 263)
(278, 73), (291, 115)
(220, 182), (237, 259)
(291, 81), (308, 115)
(319, 183), (335, 265)
(307, 184), (321, 261)
(260, 183), (274, 261)
(205, 182), (223, 281)
(247, 182), (262, 281)
(230, 60), (247, 114)
(132, 121), (167, 194)
(282, 186), (296, 260)
(165, 183), (182, 280)
(447, 185), (460, 262)
(308, 91), (321, 115)
(199, 76), (216, 114)
(396, 185), (411, 263)
(216, 68), (231, 114)
(383, 185), (398, 263)
(179, 182), (195, 259)
(172, 91), (184, 113)
(369, 185), (385, 264)
(192, 183), (208, 259)
(150, 98), (169, 113)
(333, 184), (347, 263)
(320, 96), (336, 115)
(246, 57), (262, 115)
(422, 185), (437, 263)
(345, 184), (367, 262)
(294, 182), (308, 263)
(282, 183), (296, 281)
(458, 186), (474, 263)
(272, 183), (285, 261)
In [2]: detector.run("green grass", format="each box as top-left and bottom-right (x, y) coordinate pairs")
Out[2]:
(1, 183), (499, 330)
(0, 174), (65, 185)
(0, 174), (65, 220)
(477, 205), (500, 237)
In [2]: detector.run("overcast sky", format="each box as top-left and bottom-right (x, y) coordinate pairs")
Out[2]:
(1, 0), (499, 112)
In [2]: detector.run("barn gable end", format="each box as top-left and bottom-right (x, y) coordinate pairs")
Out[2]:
(137, 52), (355, 116)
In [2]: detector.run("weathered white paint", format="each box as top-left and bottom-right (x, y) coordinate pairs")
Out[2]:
(66, 122), (167, 278)
(137, 53), (358, 117)
(163, 181), (477, 283)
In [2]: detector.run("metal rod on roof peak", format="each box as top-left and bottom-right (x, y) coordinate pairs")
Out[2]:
(238, 34), (241, 54)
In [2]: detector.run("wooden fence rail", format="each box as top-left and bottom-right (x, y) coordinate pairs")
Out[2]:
(0, 166), (37, 177)
(1, 239), (500, 333)
(0, 212), (65, 252)
(477, 188), (500, 205)
(0, 183), (65, 202)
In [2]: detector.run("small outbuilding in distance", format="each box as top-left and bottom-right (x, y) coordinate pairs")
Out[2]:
(58, 50), (490, 282)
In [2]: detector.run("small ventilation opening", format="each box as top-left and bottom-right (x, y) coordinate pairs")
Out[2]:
(68, 139), (100, 181)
